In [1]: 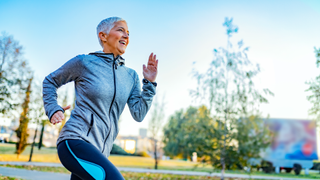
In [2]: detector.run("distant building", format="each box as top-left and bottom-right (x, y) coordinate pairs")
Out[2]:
(114, 128), (164, 158)
(0, 126), (10, 142)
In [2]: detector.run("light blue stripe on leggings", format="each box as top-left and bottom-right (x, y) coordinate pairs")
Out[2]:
(65, 140), (105, 180)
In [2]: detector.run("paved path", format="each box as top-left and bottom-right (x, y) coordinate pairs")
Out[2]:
(0, 161), (316, 180)
(0, 166), (69, 180)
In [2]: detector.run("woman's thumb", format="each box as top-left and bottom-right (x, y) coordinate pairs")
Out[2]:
(63, 105), (71, 111)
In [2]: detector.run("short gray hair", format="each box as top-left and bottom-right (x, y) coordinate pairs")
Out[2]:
(97, 17), (126, 48)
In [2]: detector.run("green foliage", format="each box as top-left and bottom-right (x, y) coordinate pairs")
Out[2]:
(163, 105), (215, 160)
(315, 47), (320, 67)
(110, 144), (133, 155)
(234, 116), (271, 169)
(109, 144), (147, 157)
(306, 47), (320, 121)
(0, 176), (24, 180)
(163, 107), (271, 170)
(15, 77), (33, 155)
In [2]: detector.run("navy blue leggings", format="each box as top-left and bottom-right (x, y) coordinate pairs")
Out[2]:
(57, 139), (124, 180)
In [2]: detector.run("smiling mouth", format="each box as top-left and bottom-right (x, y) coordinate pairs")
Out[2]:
(119, 40), (126, 45)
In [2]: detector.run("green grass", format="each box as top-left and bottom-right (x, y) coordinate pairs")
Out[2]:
(0, 176), (24, 180)
(0, 164), (69, 174)
(0, 143), (57, 155)
(120, 172), (244, 180)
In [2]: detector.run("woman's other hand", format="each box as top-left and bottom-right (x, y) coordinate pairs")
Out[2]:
(143, 53), (158, 82)
(50, 105), (71, 125)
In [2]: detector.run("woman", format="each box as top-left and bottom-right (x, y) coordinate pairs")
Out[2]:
(43, 17), (158, 180)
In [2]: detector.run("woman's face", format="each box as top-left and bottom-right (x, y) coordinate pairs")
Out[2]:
(102, 21), (129, 57)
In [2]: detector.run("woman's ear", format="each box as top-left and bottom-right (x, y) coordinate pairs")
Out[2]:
(99, 32), (107, 42)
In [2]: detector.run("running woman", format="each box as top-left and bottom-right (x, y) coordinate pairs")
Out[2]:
(42, 17), (158, 180)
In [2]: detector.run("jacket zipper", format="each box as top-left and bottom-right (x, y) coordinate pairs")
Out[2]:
(102, 59), (117, 153)
(86, 114), (94, 136)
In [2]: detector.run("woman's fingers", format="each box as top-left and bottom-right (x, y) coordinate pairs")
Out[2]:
(148, 53), (153, 63)
(147, 53), (157, 68)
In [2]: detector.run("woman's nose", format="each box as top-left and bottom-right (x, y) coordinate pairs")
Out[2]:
(123, 32), (129, 38)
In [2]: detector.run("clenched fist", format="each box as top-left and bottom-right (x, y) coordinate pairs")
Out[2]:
(50, 105), (71, 125)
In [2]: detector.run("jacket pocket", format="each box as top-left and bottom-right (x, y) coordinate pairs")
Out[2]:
(86, 114), (94, 136)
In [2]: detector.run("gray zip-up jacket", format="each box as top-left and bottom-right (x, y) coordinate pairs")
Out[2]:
(42, 51), (156, 157)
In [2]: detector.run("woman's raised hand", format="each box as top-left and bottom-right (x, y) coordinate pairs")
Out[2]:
(143, 53), (158, 82)
(50, 105), (71, 125)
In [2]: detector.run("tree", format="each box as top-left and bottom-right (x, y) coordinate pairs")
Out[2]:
(191, 18), (272, 179)
(163, 105), (216, 161)
(234, 116), (271, 170)
(0, 32), (31, 114)
(315, 47), (320, 66)
(148, 95), (165, 169)
(15, 77), (33, 156)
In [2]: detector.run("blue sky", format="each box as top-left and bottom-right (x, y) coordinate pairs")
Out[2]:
(1, 0), (320, 136)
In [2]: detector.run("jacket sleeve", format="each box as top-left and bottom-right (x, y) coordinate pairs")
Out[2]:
(42, 55), (84, 121)
(127, 73), (156, 122)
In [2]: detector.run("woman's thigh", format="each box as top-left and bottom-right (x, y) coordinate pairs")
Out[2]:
(57, 139), (124, 180)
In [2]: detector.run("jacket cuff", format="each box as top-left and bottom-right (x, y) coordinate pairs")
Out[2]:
(142, 81), (156, 98)
(142, 78), (157, 87)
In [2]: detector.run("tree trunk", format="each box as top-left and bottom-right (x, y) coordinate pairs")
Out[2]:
(154, 139), (158, 169)
(29, 124), (38, 162)
(38, 121), (45, 150)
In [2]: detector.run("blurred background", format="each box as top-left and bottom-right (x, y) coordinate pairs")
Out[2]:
(1, 0), (320, 178)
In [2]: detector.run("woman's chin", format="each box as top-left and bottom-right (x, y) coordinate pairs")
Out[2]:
(118, 49), (126, 56)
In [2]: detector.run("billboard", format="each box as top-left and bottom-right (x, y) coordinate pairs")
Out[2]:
(264, 119), (318, 161)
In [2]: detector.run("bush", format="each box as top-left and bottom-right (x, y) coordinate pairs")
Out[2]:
(110, 144), (151, 157)
(110, 144), (132, 155)
(135, 151), (151, 157)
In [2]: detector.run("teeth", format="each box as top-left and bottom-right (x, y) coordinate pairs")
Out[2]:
(120, 41), (126, 45)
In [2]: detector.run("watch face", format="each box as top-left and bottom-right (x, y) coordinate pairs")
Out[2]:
(143, 79), (156, 87)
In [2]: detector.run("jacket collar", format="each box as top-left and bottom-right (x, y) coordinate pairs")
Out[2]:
(89, 51), (125, 65)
